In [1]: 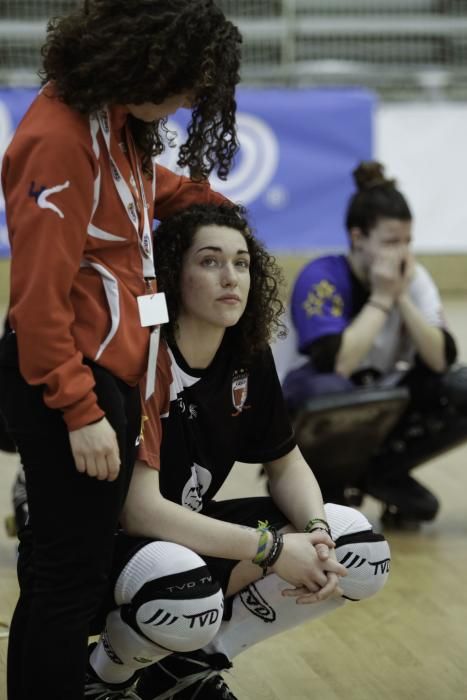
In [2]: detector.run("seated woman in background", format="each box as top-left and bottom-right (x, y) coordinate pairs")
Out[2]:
(84, 204), (390, 700)
(283, 160), (467, 528)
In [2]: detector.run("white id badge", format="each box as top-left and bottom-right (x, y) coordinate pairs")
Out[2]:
(145, 327), (160, 400)
(137, 292), (169, 328)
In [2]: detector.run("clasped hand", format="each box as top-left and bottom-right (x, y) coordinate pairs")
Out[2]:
(370, 248), (415, 304)
(272, 531), (347, 605)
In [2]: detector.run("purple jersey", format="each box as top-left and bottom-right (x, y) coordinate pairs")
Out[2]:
(290, 254), (447, 374)
(291, 255), (353, 353)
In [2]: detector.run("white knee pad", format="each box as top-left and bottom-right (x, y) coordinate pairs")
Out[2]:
(115, 540), (224, 654)
(324, 503), (391, 601)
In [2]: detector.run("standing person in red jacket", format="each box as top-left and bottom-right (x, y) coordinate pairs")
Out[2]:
(0, 2), (241, 698)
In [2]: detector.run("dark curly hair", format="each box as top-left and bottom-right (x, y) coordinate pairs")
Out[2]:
(40, 0), (242, 179)
(154, 204), (286, 363)
(346, 160), (412, 237)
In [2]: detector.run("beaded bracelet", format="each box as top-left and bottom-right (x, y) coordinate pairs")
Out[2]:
(260, 528), (284, 576)
(304, 517), (331, 537)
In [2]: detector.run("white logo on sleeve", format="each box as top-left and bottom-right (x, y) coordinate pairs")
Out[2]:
(36, 180), (70, 219)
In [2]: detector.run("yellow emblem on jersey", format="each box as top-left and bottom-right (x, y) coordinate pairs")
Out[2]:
(302, 279), (344, 318)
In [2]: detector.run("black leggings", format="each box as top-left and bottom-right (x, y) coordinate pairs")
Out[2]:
(367, 364), (467, 481)
(0, 332), (141, 700)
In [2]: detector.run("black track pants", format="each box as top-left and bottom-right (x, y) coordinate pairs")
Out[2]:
(0, 332), (141, 700)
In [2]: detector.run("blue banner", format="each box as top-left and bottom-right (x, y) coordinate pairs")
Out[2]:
(0, 87), (375, 258)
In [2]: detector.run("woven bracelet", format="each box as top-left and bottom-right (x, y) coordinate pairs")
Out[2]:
(253, 521), (270, 566)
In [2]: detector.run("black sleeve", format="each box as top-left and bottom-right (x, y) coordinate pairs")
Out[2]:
(305, 333), (343, 372)
(443, 329), (458, 366)
(237, 347), (296, 464)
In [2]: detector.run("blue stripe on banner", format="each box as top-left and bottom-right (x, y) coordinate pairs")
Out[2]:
(0, 87), (375, 258)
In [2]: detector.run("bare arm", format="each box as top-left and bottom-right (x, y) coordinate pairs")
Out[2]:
(397, 293), (446, 372)
(264, 445), (328, 532)
(334, 303), (390, 377)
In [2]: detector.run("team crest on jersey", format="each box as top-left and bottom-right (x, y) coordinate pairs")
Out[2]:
(231, 368), (250, 416)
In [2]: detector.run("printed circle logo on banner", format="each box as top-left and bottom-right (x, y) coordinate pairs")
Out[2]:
(210, 113), (279, 205)
(158, 113), (280, 206)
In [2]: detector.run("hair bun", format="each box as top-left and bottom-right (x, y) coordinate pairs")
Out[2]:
(353, 161), (396, 191)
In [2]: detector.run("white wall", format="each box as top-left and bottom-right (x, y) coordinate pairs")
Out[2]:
(376, 103), (467, 253)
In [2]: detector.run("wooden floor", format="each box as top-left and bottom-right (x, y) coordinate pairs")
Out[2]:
(0, 297), (466, 699)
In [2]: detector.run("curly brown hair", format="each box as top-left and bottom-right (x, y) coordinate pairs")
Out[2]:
(40, 0), (242, 179)
(154, 204), (286, 363)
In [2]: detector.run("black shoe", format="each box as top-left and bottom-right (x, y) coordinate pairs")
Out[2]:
(137, 650), (238, 700)
(84, 676), (142, 699)
(364, 473), (439, 522)
(343, 486), (364, 507)
(380, 505), (424, 531)
(320, 486), (364, 508)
